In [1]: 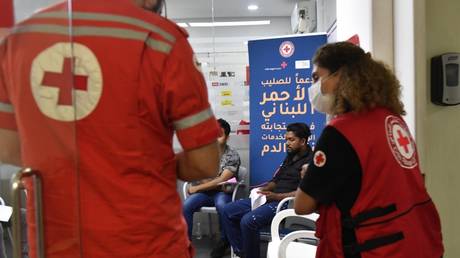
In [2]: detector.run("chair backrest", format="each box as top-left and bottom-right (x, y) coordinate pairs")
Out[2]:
(237, 166), (248, 185)
(232, 166), (249, 200)
(276, 197), (295, 213)
(182, 181), (190, 200)
(278, 230), (317, 258)
(271, 209), (318, 242)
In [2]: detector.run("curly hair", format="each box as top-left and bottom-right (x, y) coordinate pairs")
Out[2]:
(313, 42), (406, 116)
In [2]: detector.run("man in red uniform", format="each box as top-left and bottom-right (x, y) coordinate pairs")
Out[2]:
(0, 0), (221, 257)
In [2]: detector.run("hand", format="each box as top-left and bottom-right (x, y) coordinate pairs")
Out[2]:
(188, 185), (198, 195)
(258, 186), (269, 192)
(257, 190), (279, 202)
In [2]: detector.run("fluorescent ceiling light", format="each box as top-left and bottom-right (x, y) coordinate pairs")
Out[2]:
(248, 5), (259, 11)
(189, 20), (270, 27)
(177, 22), (188, 27)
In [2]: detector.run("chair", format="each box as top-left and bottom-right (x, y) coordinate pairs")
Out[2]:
(266, 209), (318, 258)
(276, 196), (295, 213)
(229, 194), (315, 257)
(259, 196), (316, 242)
(182, 166), (249, 237)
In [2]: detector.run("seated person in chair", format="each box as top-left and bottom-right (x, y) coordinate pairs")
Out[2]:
(183, 118), (241, 244)
(215, 123), (312, 258)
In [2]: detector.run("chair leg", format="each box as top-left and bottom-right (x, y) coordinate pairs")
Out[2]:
(208, 213), (213, 238)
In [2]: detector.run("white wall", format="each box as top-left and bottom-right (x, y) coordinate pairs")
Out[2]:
(394, 0), (416, 136)
(317, 0), (336, 33)
(336, 0), (372, 52)
(13, 0), (61, 22)
(416, 0), (460, 256)
(371, 0), (393, 68)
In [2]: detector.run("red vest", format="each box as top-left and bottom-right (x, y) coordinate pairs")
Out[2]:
(315, 108), (443, 258)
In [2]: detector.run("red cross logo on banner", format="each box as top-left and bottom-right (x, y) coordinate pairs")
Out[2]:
(313, 151), (326, 167)
(283, 45), (291, 53)
(281, 61), (288, 69)
(41, 58), (89, 106)
(30, 42), (103, 122)
(279, 41), (295, 58)
(385, 115), (417, 169)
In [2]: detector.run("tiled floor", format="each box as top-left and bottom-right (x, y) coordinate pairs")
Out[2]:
(192, 236), (231, 258)
(191, 236), (268, 258)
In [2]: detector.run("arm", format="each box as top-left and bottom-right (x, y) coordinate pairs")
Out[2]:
(0, 43), (20, 166)
(160, 35), (221, 182)
(188, 169), (234, 194)
(258, 190), (297, 202)
(177, 141), (220, 182)
(259, 181), (276, 192)
(0, 128), (21, 166)
(295, 126), (362, 216)
(294, 188), (317, 214)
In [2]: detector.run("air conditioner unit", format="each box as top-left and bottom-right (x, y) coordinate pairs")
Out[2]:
(291, 0), (317, 34)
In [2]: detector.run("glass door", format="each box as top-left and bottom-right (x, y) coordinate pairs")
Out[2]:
(0, 0), (81, 257)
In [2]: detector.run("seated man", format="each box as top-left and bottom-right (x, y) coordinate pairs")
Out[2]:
(217, 123), (312, 258)
(182, 118), (241, 247)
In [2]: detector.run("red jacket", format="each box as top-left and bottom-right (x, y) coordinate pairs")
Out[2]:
(315, 108), (443, 258)
(0, 1), (219, 257)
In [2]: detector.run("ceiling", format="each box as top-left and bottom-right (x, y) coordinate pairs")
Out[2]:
(164, 0), (302, 67)
(166, 0), (299, 20)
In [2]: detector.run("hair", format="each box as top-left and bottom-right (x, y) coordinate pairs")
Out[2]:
(286, 123), (311, 140)
(217, 118), (231, 136)
(313, 42), (406, 116)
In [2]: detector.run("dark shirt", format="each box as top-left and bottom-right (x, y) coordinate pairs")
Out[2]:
(271, 147), (312, 193)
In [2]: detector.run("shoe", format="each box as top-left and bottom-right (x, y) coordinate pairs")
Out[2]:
(233, 250), (245, 258)
(210, 239), (230, 258)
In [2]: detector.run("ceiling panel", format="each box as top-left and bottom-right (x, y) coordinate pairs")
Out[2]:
(166, 0), (299, 20)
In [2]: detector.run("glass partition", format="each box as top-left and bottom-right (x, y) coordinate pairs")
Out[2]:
(0, 1), (80, 257)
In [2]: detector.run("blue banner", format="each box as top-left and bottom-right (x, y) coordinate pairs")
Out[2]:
(248, 34), (327, 186)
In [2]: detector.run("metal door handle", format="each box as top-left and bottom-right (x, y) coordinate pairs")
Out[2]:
(11, 168), (44, 258)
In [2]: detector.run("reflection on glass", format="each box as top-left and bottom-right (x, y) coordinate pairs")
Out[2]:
(1, 1), (78, 258)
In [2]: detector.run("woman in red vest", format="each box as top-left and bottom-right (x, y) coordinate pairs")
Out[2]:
(294, 42), (443, 258)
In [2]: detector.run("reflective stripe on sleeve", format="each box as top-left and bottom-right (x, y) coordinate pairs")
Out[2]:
(12, 24), (172, 54)
(173, 108), (214, 131)
(0, 102), (14, 114)
(34, 11), (176, 43)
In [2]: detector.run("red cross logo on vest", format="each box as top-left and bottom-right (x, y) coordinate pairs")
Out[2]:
(396, 130), (411, 154)
(313, 151), (327, 167)
(385, 115), (418, 169)
(30, 42), (103, 122)
(279, 41), (295, 58)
